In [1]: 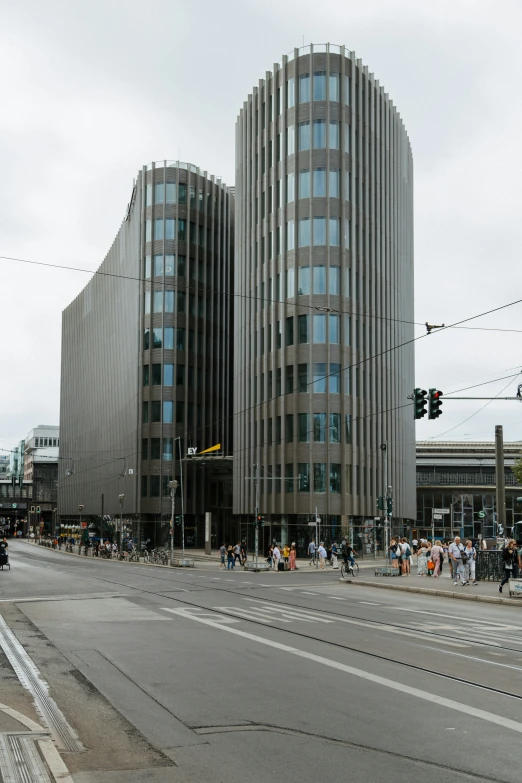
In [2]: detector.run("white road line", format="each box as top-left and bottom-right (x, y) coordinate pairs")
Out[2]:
(250, 602), (334, 624)
(420, 645), (522, 673)
(0, 592), (129, 604)
(215, 607), (279, 624)
(397, 607), (518, 628)
(359, 601), (381, 606)
(161, 608), (522, 735)
(300, 591), (320, 596)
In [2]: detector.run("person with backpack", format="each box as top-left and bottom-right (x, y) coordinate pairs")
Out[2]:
(499, 539), (518, 593)
(463, 539), (478, 585)
(400, 538), (411, 575)
(331, 542), (339, 569)
(389, 538), (401, 572)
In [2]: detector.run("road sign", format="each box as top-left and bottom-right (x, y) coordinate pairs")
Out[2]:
(478, 511), (486, 519)
(433, 514), (443, 520)
(12, 503), (17, 509)
(433, 508), (450, 514)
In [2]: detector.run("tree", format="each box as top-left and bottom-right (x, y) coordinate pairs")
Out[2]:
(513, 456), (522, 486)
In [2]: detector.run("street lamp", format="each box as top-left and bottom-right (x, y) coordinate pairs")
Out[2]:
(118, 494), (125, 551)
(168, 480), (178, 567)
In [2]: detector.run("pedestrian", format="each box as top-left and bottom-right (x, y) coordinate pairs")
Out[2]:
(499, 539), (518, 593)
(412, 537), (419, 555)
(417, 542), (429, 576)
(308, 539), (316, 566)
(272, 543), (281, 571)
(227, 544), (235, 569)
(341, 540), (357, 569)
(326, 543), (332, 565)
(331, 542), (339, 570)
(389, 538), (401, 572)
(283, 543), (290, 564)
(462, 539), (478, 585)
(234, 542), (242, 566)
(267, 544), (274, 567)
(431, 539), (444, 578)
(400, 538), (411, 575)
(219, 543), (226, 568)
(240, 540), (247, 564)
(448, 536), (466, 586)
(289, 543), (297, 571)
(318, 541), (327, 570)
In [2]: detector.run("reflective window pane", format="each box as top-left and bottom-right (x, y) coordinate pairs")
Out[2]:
(176, 327), (185, 351)
(153, 254), (163, 276)
(286, 172), (295, 203)
(330, 463), (341, 493)
(314, 463), (326, 492)
(298, 463), (310, 492)
(298, 218), (310, 247)
(142, 401), (149, 424)
(151, 437), (161, 456)
(143, 328), (150, 351)
(145, 184), (152, 206)
(298, 314), (308, 344)
(165, 290), (174, 313)
(329, 266), (340, 294)
(287, 77), (295, 108)
(329, 217), (340, 246)
(155, 182), (164, 203)
(152, 327), (162, 348)
(329, 121), (340, 149)
(313, 413), (326, 442)
(145, 220), (152, 241)
(165, 254), (175, 276)
(313, 265), (326, 294)
(313, 168), (326, 196)
(313, 362), (326, 392)
(150, 475), (160, 497)
(165, 218), (175, 240)
(151, 403), (161, 424)
(144, 255), (151, 279)
(144, 291), (150, 314)
(153, 290), (163, 312)
(154, 218), (164, 240)
(313, 314), (326, 343)
(345, 75), (351, 105)
(330, 363), (341, 393)
(313, 71), (326, 100)
(163, 400), (173, 423)
(143, 365), (149, 387)
(298, 414), (310, 443)
(163, 438), (173, 461)
(329, 314), (340, 343)
(152, 364), (161, 385)
(330, 413), (341, 442)
(329, 72), (339, 101)
(313, 120), (326, 148)
(298, 266), (310, 295)
(178, 183), (187, 204)
(164, 364), (173, 386)
(166, 182), (176, 203)
(286, 268), (295, 298)
(178, 219), (186, 241)
(329, 169), (339, 197)
(299, 74), (310, 103)
(313, 217), (326, 246)
(286, 125), (295, 155)
(299, 122), (310, 151)
(286, 220), (295, 251)
(299, 169), (310, 199)
(164, 327), (174, 349)
(286, 316), (294, 346)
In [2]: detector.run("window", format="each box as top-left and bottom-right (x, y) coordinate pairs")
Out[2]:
(178, 183), (187, 204)
(142, 438), (148, 460)
(329, 413), (341, 443)
(344, 124), (351, 155)
(164, 327), (174, 349)
(330, 363), (341, 393)
(313, 265), (326, 293)
(176, 401), (184, 424)
(299, 121), (310, 151)
(313, 217), (326, 246)
(144, 255), (151, 279)
(287, 77), (295, 108)
(329, 121), (340, 149)
(313, 71), (326, 100)
(285, 463), (294, 493)
(298, 463), (310, 492)
(144, 291), (151, 314)
(142, 401), (149, 424)
(285, 414), (294, 443)
(164, 363), (173, 386)
(141, 475), (148, 497)
(276, 416), (281, 444)
(145, 220), (152, 242)
(329, 314), (340, 343)
(329, 218), (340, 246)
(313, 362), (326, 392)
(145, 183), (152, 206)
(153, 290), (163, 313)
(298, 414), (310, 443)
(345, 367), (351, 395)
(286, 268), (295, 298)
(298, 266), (310, 295)
(165, 218), (175, 240)
(329, 169), (339, 197)
(298, 218), (310, 247)
(178, 219), (186, 241)
(165, 290), (174, 312)
(276, 323), (282, 351)
(314, 463), (326, 492)
(299, 169), (310, 198)
(285, 364), (294, 393)
(152, 364), (161, 385)
(286, 220), (295, 250)
(166, 182), (175, 203)
(153, 254), (163, 277)
(154, 182), (164, 203)
(329, 266), (340, 295)
(286, 316), (294, 346)
(313, 168), (326, 196)
(177, 255), (186, 277)
(151, 402), (161, 423)
(298, 314), (309, 344)
(275, 464), (281, 493)
(286, 172), (295, 203)
(163, 438), (173, 461)
(163, 400), (173, 423)
(152, 327), (162, 348)
(286, 125), (295, 155)
(299, 73), (310, 103)
(176, 327), (185, 351)
(329, 72), (340, 101)
(313, 120), (326, 148)
(150, 476), (160, 497)
(345, 75), (351, 105)
(313, 413), (326, 442)
(345, 414), (352, 444)
(144, 328), (150, 350)
(154, 218), (164, 240)
(177, 291), (186, 313)
(298, 363), (308, 391)
(330, 463), (341, 493)
(143, 365), (149, 387)
(176, 364), (184, 386)
(313, 314), (326, 343)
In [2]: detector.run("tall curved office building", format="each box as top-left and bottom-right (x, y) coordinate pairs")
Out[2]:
(234, 44), (415, 545)
(59, 161), (234, 545)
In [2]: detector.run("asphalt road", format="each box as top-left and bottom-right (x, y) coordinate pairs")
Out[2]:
(1, 541), (522, 783)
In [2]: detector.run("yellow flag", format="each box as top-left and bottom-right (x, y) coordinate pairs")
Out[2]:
(200, 443), (221, 454)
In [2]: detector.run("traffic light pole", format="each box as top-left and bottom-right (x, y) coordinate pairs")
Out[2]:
(254, 463), (259, 569)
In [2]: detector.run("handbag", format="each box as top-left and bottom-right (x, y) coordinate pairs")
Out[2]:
(427, 560), (435, 570)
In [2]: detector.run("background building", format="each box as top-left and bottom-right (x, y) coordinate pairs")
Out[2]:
(416, 440), (522, 541)
(59, 162), (233, 547)
(234, 43), (415, 551)
(24, 426), (59, 533)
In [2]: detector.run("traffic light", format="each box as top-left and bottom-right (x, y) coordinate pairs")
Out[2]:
(387, 497), (393, 515)
(414, 388), (428, 420)
(428, 389), (443, 419)
(256, 515), (265, 526)
(377, 496), (384, 511)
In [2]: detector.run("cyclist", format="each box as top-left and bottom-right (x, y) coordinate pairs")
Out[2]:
(341, 540), (357, 571)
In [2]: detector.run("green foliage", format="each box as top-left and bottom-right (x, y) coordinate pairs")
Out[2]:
(513, 457), (522, 485)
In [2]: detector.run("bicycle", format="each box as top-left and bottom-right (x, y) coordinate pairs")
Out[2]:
(340, 559), (359, 578)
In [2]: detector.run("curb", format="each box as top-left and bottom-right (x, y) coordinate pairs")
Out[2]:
(340, 577), (522, 607)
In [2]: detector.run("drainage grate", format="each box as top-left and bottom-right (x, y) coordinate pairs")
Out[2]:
(0, 733), (52, 783)
(0, 616), (84, 753)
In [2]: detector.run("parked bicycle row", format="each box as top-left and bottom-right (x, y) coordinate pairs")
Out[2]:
(37, 538), (173, 564)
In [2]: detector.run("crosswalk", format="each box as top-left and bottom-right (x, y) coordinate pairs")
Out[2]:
(213, 600), (335, 625)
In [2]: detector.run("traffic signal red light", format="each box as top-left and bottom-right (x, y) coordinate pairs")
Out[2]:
(429, 389), (443, 419)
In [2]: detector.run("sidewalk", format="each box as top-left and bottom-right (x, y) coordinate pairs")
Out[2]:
(343, 570), (522, 607)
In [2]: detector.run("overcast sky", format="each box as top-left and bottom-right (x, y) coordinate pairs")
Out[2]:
(1, 0), (521, 455)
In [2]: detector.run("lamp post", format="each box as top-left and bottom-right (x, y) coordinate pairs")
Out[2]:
(168, 480), (178, 567)
(78, 505), (84, 543)
(175, 437), (185, 557)
(118, 494), (125, 551)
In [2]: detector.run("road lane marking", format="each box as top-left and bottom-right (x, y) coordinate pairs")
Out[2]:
(162, 607), (522, 734)
(359, 602), (381, 606)
(397, 607), (521, 629)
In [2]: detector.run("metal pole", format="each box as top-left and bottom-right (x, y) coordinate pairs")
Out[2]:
(383, 442), (389, 564)
(170, 486), (175, 566)
(495, 425), (506, 536)
(254, 463), (259, 568)
(100, 494), (104, 545)
(315, 506), (318, 569)
(177, 438), (185, 557)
